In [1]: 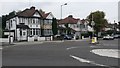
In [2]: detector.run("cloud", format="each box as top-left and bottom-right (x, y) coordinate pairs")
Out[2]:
(0, 1), (118, 23)
(0, 0), (119, 2)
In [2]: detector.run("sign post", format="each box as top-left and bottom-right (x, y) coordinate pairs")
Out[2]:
(91, 21), (96, 44)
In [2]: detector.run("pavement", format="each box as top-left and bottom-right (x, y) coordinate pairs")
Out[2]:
(1, 39), (89, 46)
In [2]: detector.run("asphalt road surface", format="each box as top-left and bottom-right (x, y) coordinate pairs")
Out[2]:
(2, 39), (119, 67)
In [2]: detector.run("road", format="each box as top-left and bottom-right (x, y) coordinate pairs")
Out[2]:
(1, 39), (119, 67)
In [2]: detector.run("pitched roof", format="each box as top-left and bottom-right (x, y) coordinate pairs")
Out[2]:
(39, 9), (51, 18)
(58, 15), (80, 24)
(17, 6), (38, 17)
(7, 6), (52, 20)
(43, 12), (50, 18)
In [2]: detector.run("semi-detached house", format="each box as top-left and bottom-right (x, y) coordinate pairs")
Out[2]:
(4, 6), (54, 41)
(58, 15), (89, 38)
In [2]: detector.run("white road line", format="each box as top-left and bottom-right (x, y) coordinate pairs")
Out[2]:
(70, 55), (107, 67)
(66, 47), (79, 50)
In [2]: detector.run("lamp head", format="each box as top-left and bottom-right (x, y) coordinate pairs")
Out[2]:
(64, 3), (67, 5)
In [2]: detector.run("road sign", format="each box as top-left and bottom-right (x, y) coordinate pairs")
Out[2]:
(91, 21), (95, 26)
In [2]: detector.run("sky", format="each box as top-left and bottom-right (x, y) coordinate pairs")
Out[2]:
(0, 0), (119, 23)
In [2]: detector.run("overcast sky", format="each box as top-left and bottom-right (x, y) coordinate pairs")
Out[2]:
(0, 0), (119, 23)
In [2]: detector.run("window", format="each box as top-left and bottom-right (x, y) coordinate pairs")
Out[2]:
(39, 29), (41, 36)
(30, 25), (32, 27)
(38, 19), (41, 24)
(44, 20), (48, 25)
(80, 24), (82, 28)
(33, 29), (35, 35)
(30, 29), (32, 35)
(36, 25), (38, 27)
(20, 29), (22, 36)
(33, 19), (35, 24)
(23, 32), (26, 35)
(22, 18), (23, 23)
(36, 29), (38, 35)
(10, 20), (12, 27)
(76, 25), (79, 28)
(83, 25), (85, 28)
(41, 20), (43, 25)
(30, 19), (32, 24)
(19, 18), (21, 23)
(44, 29), (47, 35)
(49, 20), (52, 24)
(36, 19), (39, 24)
(28, 18), (30, 24)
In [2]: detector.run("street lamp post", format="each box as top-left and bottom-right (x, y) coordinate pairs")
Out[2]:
(60, 3), (67, 35)
(91, 14), (95, 37)
(91, 21), (95, 37)
(61, 3), (67, 19)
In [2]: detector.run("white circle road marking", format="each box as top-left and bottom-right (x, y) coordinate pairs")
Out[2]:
(70, 55), (108, 67)
(91, 49), (120, 58)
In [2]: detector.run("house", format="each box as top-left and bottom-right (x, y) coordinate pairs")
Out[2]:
(4, 6), (54, 41)
(58, 15), (89, 38)
(39, 9), (54, 36)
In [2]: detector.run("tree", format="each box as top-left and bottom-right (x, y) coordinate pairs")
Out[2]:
(0, 17), (2, 38)
(2, 11), (16, 30)
(118, 21), (120, 30)
(2, 15), (7, 30)
(87, 11), (108, 34)
(52, 18), (58, 35)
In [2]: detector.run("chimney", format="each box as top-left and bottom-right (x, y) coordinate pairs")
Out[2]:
(68, 15), (73, 18)
(30, 6), (35, 10)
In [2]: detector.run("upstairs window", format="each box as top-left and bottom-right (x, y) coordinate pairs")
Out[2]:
(10, 20), (12, 28)
(33, 19), (35, 24)
(19, 18), (21, 23)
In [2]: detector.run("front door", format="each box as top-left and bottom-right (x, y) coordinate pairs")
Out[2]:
(22, 29), (27, 40)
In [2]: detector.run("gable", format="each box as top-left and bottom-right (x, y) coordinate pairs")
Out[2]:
(46, 13), (54, 19)
(33, 11), (41, 17)
(77, 20), (81, 24)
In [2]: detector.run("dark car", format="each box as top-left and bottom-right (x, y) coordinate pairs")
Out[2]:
(64, 35), (72, 40)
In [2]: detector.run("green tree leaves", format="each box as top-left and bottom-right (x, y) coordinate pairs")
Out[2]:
(87, 11), (108, 34)
(52, 18), (58, 35)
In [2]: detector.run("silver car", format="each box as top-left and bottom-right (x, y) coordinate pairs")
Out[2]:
(103, 35), (114, 40)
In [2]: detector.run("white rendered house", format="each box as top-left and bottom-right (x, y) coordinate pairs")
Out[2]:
(4, 6), (54, 41)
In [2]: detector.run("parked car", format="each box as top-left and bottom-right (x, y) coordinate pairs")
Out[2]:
(54, 34), (62, 40)
(103, 35), (114, 40)
(64, 35), (72, 40)
(75, 36), (79, 40)
(113, 34), (120, 39)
